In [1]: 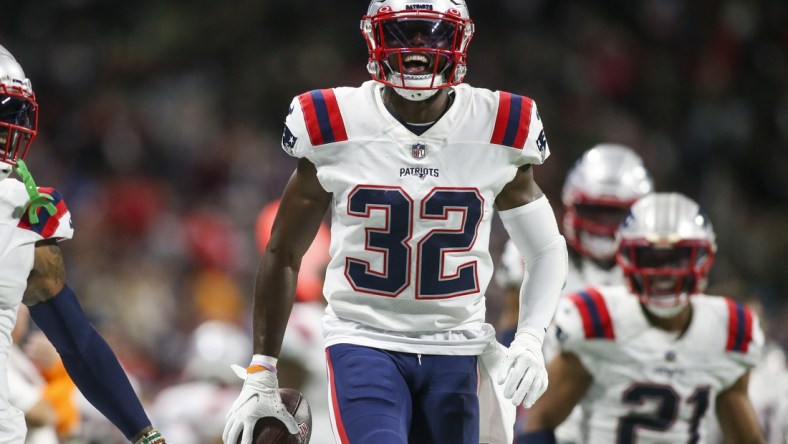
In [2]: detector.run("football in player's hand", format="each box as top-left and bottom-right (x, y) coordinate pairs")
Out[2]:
(236, 388), (312, 444)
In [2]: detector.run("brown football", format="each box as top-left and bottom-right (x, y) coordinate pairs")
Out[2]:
(236, 388), (312, 444)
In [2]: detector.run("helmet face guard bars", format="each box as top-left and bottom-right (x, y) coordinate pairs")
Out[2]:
(0, 84), (38, 166)
(617, 239), (715, 306)
(362, 8), (474, 90)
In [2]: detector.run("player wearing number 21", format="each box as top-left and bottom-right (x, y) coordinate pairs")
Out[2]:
(223, 1), (568, 443)
(524, 193), (765, 444)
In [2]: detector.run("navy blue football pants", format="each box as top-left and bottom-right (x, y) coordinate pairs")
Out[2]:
(326, 343), (479, 444)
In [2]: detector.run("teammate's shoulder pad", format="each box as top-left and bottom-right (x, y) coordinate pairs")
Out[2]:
(17, 186), (73, 240)
(566, 287), (616, 340)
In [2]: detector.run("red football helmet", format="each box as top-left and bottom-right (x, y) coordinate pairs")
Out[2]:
(0, 44), (37, 179)
(616, 193), (717, 317)
(361, 0), (474, 101)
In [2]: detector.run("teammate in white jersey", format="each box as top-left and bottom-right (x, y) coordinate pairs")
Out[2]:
(524, 193), (766, 444)
(222, 1), (568, 443)
(496, 144), (653, 345)
(496, 145), (653, 442)
(0, 44), (165, 444)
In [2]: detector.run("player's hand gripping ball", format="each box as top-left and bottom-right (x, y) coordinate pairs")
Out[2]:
(236, 388), (312, 444)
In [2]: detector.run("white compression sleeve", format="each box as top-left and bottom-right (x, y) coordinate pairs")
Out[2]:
(498, 196), (568, 342)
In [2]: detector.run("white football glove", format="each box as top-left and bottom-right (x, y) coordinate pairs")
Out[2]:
(496, 329), (548, 408)
(223, 366), (298, 444)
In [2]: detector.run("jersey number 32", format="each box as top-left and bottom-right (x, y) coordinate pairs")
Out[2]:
(346, 186), (482, 299)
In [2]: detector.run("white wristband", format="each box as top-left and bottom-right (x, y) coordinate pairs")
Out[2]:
(250, 354), (278, 373)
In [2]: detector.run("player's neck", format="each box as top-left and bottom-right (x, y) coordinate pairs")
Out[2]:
(642, 303), (693, 333)
(382, 87), (452, 124)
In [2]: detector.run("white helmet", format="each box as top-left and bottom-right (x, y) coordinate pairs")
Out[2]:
(0, 44), (37, 180)
(562, 144), (653, 263)
(616, 193), (717, 318)
(183, 320), (252, 385)
(361, 0), (474, 101)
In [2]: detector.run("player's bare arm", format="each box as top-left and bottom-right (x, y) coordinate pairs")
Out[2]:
(22, 239), (65, 305)
(224, 157), (328, 444)
(715, 372), (765, 444)
(253, 157), (331, 357)
(495, 164), (544, 211)
(526, 352), (592, 433)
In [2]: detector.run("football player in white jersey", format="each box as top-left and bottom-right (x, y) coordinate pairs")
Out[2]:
(222, 1), (568, 443)
(496, 144), (653, 442)
(705, 291), (788, 444)
(0, 44), (165, 444)
(496, 144), (654, 345)
(523, 193), (766, 444)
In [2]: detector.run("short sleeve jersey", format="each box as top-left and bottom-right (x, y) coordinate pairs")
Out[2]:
(554, 286), (763, 443)
(281, 81), (550, 353)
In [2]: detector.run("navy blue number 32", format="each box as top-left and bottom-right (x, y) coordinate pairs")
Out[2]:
(345, 186), (483, 299)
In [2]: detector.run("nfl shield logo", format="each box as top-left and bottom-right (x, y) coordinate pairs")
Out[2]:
(411, 143), (426, 159)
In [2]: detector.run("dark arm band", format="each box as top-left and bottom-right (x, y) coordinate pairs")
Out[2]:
(28, 284), (152, 440)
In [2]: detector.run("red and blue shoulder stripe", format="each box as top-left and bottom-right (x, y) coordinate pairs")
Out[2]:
(490, 92), (533, 149)
(568, 288), (615, 340)
(17, 187), (69, 238)
(298, 89), (348, 146)
(725, 298), (754, 353)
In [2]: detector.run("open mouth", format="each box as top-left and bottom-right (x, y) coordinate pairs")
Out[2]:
(651, 278), (678, 293)
(401, 53), (433, 75)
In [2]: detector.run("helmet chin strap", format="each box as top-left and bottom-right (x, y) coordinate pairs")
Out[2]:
(579, 231), (617, 261)
(641, 294), (690, 318)
(387, 72), (443, 101)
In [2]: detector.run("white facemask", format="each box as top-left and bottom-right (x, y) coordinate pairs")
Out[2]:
(579, 231), (617, 260)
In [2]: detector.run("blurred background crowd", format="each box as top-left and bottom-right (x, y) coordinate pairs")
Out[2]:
(2, 0), (786, 442)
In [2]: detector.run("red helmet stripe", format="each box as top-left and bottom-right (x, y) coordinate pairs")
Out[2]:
(298, 89), (348, 146)
(725, 298), (754, 353)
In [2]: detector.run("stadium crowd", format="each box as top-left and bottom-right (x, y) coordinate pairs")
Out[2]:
(1, 0), (786, 442)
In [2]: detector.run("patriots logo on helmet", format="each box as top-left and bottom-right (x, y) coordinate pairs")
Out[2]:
(406, 4), (434, 10)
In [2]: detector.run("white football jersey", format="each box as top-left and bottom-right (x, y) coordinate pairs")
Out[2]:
(554, 286), (763, 444)
(545, 257), (626, 444)
(0, 178), (73, 441)
(282, 80), (550, 355)
(707, 340), (788, 444)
